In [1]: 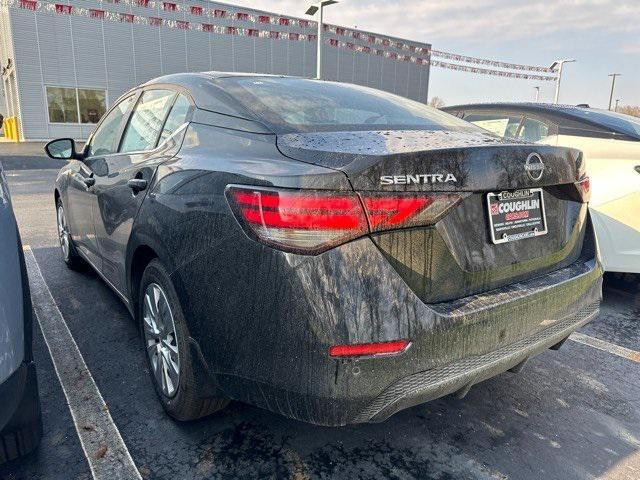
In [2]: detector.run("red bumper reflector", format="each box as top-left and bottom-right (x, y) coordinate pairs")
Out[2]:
(329, 339), (410, 358)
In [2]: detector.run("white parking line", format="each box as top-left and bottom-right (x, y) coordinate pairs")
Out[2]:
(570, 332), (640, 363)
(24, 247), (142, 480)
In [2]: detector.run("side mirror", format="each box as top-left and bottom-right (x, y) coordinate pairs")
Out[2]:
(44, 138), (82, 160)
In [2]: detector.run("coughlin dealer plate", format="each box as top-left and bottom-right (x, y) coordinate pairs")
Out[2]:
(487, 188), (548, 244)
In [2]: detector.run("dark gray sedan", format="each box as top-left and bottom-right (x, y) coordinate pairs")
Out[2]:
(0, 163), (42, 463)
(45, 73), (602, 426)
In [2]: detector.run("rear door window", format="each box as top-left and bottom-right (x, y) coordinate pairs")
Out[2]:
(158, 94), (191, 144)
(463, 113), (523, 139)
(119, 90), (176, 153)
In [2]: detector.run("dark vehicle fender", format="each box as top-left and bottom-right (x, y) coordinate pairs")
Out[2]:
(53, 165), (75, 206)
(126, 221), (223, 396)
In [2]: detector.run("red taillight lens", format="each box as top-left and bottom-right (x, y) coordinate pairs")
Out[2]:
(329, 339), (410, 358)
(360, 193), (463, 231)
(574, 176), (591, 203)
(227, 187), (368, 254)
(227, 186), (463, 254)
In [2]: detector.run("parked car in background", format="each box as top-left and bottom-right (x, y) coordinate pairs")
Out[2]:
(0, 163), (42, 463)
(444, 103), (640, 274)
(46, 74), (601, 426)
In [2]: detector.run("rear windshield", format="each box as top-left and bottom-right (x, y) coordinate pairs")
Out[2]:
(215, 77), (482, 134)
(564, 108), (640, 139)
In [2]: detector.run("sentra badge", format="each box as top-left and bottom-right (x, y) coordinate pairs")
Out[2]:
(380, 173), (458, 185)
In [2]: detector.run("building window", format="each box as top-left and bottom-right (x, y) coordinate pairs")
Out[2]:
(46, 86), (106, 124)
(46, 87), (79, 123)
(78, 89), (107, 124)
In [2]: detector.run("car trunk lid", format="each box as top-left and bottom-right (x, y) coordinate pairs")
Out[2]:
(277, 129), (584, 192)
(277, 129), (590, 303)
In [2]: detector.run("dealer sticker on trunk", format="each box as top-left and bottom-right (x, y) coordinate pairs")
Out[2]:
(487, 188), (548, 244)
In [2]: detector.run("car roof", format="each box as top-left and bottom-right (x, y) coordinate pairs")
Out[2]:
(442, 102), (596, 115)
(442, 102), (640, 141)
(134, 72), (294, 119)
(142, 71), (291, 91)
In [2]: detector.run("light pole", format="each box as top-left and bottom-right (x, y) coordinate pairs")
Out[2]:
(305, 1), (339, 80)
(550, 59), (575, 104)
(533, 86), (541, 102)
(608, 73), (621, 110)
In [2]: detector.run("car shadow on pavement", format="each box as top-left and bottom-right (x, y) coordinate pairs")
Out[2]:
(11, 246), (640, 480)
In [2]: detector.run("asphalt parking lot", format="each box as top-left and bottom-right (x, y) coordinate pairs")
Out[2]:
(1, 144), (639, 480)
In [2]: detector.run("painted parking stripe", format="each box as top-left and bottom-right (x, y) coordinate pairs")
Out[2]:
(570, 332), (640, 363)
(24, 247), (142, 480)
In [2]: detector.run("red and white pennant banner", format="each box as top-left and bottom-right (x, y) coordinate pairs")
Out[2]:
(431, 50), (555, 74)
(12, 1), (323, 39)
(326, 39), (428, 65)
(322, 25), (428, 53)
(431, 60), (557, 81)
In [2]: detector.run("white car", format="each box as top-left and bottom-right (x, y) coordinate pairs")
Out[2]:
(443, 103), (640, 274)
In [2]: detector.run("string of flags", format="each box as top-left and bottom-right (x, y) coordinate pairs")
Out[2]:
(431, 61), (557, 82)
(431, 50), (555, 74)
(11, 0), (558, 81)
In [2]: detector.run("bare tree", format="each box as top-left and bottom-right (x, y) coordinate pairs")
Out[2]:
(618, 105), (640, 118)
(428, 97), (446, 109)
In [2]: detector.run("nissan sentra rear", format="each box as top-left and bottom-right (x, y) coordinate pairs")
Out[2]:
(52, 74), (603, 426)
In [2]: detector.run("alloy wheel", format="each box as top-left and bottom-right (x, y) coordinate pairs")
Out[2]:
(56, 204), (70, 260)
(142, 283), (181, 398)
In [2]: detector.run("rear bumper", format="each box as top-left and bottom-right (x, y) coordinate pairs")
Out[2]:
(170, 189), (603, 426)
(356, 302), (598, 423)
(190, 236), (602, 426)
(0, 361), (42, 463)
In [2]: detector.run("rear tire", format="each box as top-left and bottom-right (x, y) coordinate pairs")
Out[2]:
(55, 199), (84, 270)
(138, 259), (229, 421)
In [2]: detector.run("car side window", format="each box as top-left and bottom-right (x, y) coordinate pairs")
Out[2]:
(518, 117), (551, 142)
(463, 113), (523, 139)
(119, 90), (176, 153)
(158, 94), (191, 144)
(87, 95), (136, 157)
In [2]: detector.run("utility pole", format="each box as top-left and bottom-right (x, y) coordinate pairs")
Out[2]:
(608, 73), (621, 110)
(550, 59), (576, 104)
(305, 1), (339, 80)
(533, 86), (541, 102)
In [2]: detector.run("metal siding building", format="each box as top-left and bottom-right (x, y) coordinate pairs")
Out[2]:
(0, 0), (431, 141)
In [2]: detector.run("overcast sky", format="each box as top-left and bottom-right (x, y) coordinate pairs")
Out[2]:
(228, 0), (640, 109)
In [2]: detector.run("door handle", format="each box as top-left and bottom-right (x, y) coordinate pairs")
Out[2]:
(127, 178), (148, 193)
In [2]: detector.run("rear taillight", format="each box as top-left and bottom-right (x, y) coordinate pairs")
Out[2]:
(227, 186), (462, 254)
(574, 176), (591, 203)
(227, 187), (368, 254)
(361, 193), (463, 232)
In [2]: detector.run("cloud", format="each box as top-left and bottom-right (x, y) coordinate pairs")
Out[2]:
(227, 0), (640, 43)
(621, 43), (640, 54)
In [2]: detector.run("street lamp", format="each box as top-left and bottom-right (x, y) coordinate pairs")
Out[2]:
(608, 73), (621, 111)
(550, 59), (575, 104)
(305, 1), (339, 80)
